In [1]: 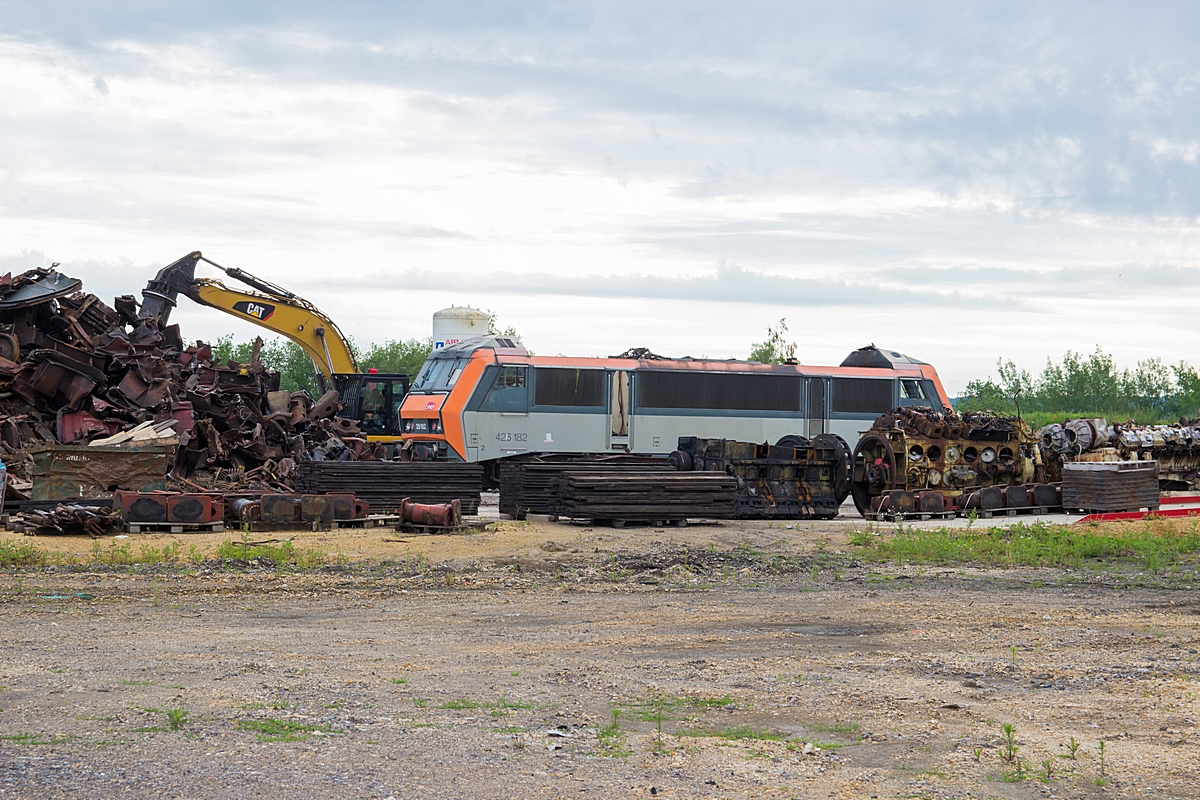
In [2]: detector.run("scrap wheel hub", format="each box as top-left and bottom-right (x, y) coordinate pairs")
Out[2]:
(811, 433), (853, 506)
(851, 432), (897, 517)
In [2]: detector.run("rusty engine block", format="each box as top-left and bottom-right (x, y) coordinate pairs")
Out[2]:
(850, 407), (1052, 518)
(1041, 418), (1200, 490)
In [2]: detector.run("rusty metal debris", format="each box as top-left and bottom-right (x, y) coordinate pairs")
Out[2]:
(850, 407), (1054, 519)
(12, 503), (121, 537)
(0, 264), (394, 505)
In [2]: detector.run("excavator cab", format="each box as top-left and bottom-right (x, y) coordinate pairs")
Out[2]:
(333, 371), (410, 440)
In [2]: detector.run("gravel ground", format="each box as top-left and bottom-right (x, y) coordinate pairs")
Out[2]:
(2, 520), (1200, 799)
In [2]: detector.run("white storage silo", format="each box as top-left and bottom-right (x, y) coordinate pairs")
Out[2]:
(433, 306), (490, 350)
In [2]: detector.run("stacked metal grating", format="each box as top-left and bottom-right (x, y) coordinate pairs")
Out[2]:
(498, 458), (672, 517)
(553, 469), (738, 522)
(293, 461), (484, 515)
(1062, 460), (1160, 513)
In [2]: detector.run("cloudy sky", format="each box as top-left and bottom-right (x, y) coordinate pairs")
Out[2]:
(2, 2), (1200, 392)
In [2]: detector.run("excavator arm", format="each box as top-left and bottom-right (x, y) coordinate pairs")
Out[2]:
(140, 252), (411, 444)
(139, 251), (358, 384)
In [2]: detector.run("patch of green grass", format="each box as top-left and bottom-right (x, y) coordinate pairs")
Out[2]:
(806, 718), (859, 734)
(166, 708), (189, 731)
(438, 698), (481, 709)
(735, 541), (764, 560)
(131, 726), (167, 733)
(388, 678), (407, 685)
(412, 698), (427, 708)
(234, 718), (340, 742)
(849, 519), (1200, 569)
(492, 696), (533, 710)
(122, 679), (154, 686)
(0, 540), (46, 568)
(679, 725), (784, 742)
(323, 700), (345, 709)
(0, 732), (72, 745)
(215, 539), (328, 569)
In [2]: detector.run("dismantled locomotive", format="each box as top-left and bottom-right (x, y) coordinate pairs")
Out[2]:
(850, 407), (1055, 517)
(670, 434), (851, 519)
(1041, 418), (1200, 490)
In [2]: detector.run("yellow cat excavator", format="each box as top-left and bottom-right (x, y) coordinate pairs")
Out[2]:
(138, 251), (408, 443)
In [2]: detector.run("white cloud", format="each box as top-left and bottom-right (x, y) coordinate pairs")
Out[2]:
(3, 4), (1200, 394)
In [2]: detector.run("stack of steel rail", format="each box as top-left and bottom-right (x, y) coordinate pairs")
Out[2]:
(293, 461), (484, 514)
(552, 469), (737, 524)
(498, 457), (671, 518)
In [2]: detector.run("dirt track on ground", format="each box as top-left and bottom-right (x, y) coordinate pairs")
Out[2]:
(2, 517), (1200, 799)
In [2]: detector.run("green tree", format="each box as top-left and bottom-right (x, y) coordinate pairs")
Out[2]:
(959, 347), (1200, 424)
(211, 334), (320, 395)
(360, 337), (434, 377)
(1171, 362), (1200, 419)
(749, 319), (797, 364)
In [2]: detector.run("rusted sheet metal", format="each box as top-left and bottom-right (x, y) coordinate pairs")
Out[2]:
(31, 444), (171, 500)
(0, 269), (82, 309)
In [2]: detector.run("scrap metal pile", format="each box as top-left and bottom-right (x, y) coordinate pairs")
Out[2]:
(670, 435), (851, 519)
(850, 407), (1057, 518)
(0, 265), (385, 499)
(1040, 418), (1200, 490)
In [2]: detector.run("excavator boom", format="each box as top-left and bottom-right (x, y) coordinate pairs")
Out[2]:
(139, 251), (358, 380)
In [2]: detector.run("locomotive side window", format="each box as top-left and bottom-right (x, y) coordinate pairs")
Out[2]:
(639, 372), (800, 412)
(900, 379), (926, 400)
(479, 366), (528, 412)
(533, 368), (605, 407)
(831, 378), (893, 414)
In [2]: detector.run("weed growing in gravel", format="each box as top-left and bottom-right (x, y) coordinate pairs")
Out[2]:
(595, 709), (630, 758)
(1064, 736), (1081, 759)
(1001, 723), (1019, 763)
(235, 718), (340, 742)
(0, 540), (45, 568)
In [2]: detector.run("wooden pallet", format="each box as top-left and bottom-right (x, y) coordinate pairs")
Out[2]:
(125, 520), (225, 534)
(976, 506), (1053, 519)
(865, 506), (1060, 522)
(864, 511), (956, 522)
(325, 515), (398, 530)
(553, 516), (690, 528)
(393, 519), (493, 536)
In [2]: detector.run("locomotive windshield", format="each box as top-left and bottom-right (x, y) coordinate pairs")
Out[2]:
(411, 356), (466, 392)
